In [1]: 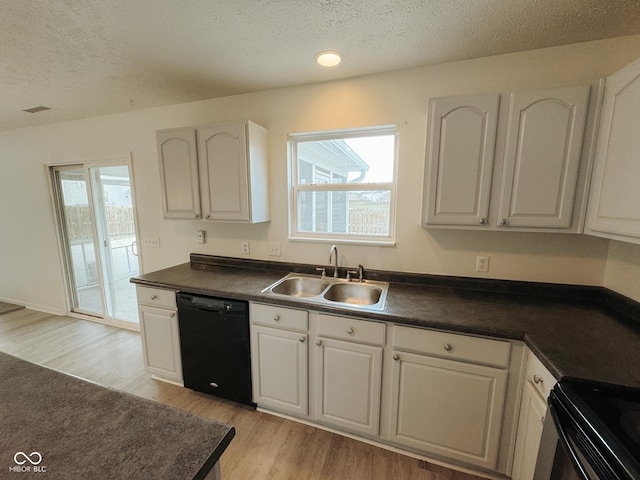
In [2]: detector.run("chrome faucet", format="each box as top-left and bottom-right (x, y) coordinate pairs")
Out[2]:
(347, 264), (365, 282)
(328, 244), (339, 278)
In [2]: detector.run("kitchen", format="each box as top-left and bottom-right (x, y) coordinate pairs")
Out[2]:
(1, 2), (640, 479)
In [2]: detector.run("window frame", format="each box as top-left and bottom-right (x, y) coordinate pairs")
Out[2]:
(288, 125), (398, 245)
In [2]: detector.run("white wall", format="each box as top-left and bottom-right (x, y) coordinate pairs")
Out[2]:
(604, 241), (640, 301)
(2, 35), (640, 313)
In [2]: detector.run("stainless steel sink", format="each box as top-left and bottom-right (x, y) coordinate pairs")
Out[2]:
(270, 276), (330, 297)
(262, 273), (389, 310)
(262, 273), (388, 310)
(323, 282), (383, 306)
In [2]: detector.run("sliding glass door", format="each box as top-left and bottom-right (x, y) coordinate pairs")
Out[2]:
(52, 161), (140, 326)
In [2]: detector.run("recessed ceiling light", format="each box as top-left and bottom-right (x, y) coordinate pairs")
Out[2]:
(315, 51), (343, 67)
(22, 105), (51, 114)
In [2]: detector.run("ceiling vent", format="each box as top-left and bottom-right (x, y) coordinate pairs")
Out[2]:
(22, 105), (51, 114)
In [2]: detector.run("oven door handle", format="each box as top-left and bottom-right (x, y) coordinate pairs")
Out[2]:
(547, 400), (593, 480)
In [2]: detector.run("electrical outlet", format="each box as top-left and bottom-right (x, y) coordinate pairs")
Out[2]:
(268, 242), (282, 257)
(143, 237), (160, 248)
(476, 255), (490, 273)
(240, 241), (250, 255)
(196, 230), (205, 244)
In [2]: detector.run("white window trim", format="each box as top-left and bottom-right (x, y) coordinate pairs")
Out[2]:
(288, 125), (398, 245)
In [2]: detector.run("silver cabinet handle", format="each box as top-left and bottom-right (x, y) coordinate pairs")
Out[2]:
(533, 374), (543, 384)
(150, 295), (158, 300)
(273, 315), (280, 321)
(210, 382), (219, 388)
(541, 415), (545, 425)
(299, 336), (306, 343)
(500, 219), (508, 226)
(195, 214), (200, 219)
(479, 218), (486, 225)
(316, 340), (322, 346)
(170, 313), (176, 318)
(346, 327), (354, 335)
(443, 343), (452, 352)
(393, 353), (400, 361)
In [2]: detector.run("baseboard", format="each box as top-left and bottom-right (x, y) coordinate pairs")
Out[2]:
(0, 298), (66, 316)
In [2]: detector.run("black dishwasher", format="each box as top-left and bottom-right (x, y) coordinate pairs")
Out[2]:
(176, 292), (253, 406)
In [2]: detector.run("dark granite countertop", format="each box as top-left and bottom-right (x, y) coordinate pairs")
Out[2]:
(0, 351), (234, 480)
(131, 255), (640, 389)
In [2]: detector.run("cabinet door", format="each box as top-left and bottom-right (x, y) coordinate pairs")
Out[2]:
(156, 128), (201, 219)
(139, 304), (183, 383)
(251, 325), (308, 416)
(389, 350), (507, 470)
(315, 337), (382, 436)
(586, 58), (640, 241)
(498, 86), (590, 228)
(511, 381), (548, 480)
(198, 122), (250, 222)
(423, 94), (499, 226)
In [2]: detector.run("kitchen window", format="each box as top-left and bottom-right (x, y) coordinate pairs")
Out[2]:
(288, 126), (398, 244)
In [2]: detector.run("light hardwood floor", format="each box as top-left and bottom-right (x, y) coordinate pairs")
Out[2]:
(0, 309), (486, 480)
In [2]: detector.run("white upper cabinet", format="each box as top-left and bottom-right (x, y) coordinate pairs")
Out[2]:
(586, 57), (640, 243)
(156, 120), (270, 223)
(423, 94), (500, 226)
(422, 85), (592, 232)
(156, 128), (201, 219)
(498, 86), (590, 229)
(198, 121), (270, 223)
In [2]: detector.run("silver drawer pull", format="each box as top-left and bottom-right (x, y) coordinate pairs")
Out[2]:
(443, 343), (452, 352)
(316, 340), (322, 346)
(210, 382), (219, 388)
(393, 353), (400, 361)
(533, 374), (543, 384)
(273, 315), (280, 321)
(346, 327), (354, 335)
(299, 336), (306, 343)
(150, 295), (158, 300)
(170, 313), (176, 318)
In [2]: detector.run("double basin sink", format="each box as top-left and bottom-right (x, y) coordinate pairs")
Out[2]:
(262, 273), (389, 311)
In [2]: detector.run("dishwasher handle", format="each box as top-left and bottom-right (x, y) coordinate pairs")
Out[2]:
(177, 293), (248, 314)
(191, 297), (231, 312)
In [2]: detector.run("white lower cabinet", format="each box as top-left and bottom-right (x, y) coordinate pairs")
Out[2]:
(315, 314), (385, 436)
(511, 349), (557, 480)
(249, 302), (524, 476)
(250, 303), (309, 416)
(136, 286), (183, 384)
(387, 324), (523, 474)
(389, 350), (508, 470)
(252, 325), (308, 415)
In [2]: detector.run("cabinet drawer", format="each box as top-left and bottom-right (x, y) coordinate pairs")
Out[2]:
(525, 349), (556, 400)
(250, 303), (308, 331)
(318, 314), (385, 346)
(136, 286), (176, 309)
(392, 325), (511, 368)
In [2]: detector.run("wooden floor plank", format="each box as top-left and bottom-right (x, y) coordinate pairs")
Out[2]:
(0, 310), (487, 480)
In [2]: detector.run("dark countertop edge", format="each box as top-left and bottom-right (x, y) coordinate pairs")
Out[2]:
(195, 427), (236, 480)
(187, 254), (640, 326)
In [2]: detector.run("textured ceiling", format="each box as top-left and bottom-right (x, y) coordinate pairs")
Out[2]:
(2, 0), (640, 131)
